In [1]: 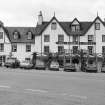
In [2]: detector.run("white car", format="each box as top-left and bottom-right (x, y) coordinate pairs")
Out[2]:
(20, 61), (33, 69)
(50, 61), (59, 71)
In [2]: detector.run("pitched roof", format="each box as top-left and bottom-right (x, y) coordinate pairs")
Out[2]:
(35, 19), (92, 36)
(83, 16), (105, 34)
(5, 27), (35, 43)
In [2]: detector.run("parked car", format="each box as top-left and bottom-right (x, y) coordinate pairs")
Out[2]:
(49, 60), (59, 71)
(85, 56), (97, 72)
(35, 59), (46, 70)
(101, 65), (105, 72)
(64, 57), (76, 72)
(4, 57), (20, 68)
(20, 61), (33, 69)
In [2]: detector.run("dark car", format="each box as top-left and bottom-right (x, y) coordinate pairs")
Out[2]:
(4, 57), (20, 68)
(35, 59), (46, 70)
(85, 56), (97, 72)
(64, 57), (76, 72)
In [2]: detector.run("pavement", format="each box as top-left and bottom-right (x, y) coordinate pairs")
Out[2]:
(0, 67), (105, 105)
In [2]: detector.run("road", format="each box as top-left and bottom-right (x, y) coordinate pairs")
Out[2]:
(0, 67), (105, 105)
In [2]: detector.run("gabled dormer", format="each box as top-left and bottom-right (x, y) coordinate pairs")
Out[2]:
(13, 31), (20, 39)
(70, 18), (81, 32)
(27, 31), (33, 40)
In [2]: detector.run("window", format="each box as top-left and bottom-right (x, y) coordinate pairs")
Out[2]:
(51, 22), (57, 30)
(44, 46), (49, 54)
(26, 44), (31, 52)
(0, 32), (3, 39)
(71, 25), (80, 32)
(44, 35), (50, 42)
(76, 25), (80, 31)
(73, 36), (78, 43)
(12, 44), (17, 52)
(102, 46), (105, 55)
(71, 25), (75, 32)
(95, 23), (100, 30)
(0, 43), (4, 52)
(88, 46), (93, 55)
(58, 46), (64, 54)
(13, 32), (19, 39)
(88, 35), (94, 42)
(102, 35), (105, 42)
(73, 46), (78, 54)
(58, 35), (64, 42)
(27, 32), (32, 40)
(25, 58), (31, 62)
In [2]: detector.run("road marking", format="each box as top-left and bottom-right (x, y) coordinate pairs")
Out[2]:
(24, 89), (48, 93)
(69, 94), (87, 99)
(0, 85), (11, 88)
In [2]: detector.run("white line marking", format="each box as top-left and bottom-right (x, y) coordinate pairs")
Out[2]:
(0, 85), (11, 88)
(69, 95), (87, 99)
(25, 89), (48, 93)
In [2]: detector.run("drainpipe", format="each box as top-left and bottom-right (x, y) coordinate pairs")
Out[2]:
(41, 34), (42, 56)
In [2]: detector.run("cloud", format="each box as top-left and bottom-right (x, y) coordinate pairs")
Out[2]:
(0, 0), (104, 26)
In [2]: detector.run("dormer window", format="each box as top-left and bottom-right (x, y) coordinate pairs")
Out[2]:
(71, 25), (80, 32)
(27, 32), (32, 40)
(13, 31), (19, 39)
(51, 22), (57, 30)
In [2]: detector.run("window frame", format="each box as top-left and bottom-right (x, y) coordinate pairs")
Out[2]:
(0, 32), (3, 39)
(51, 22), (57, 30)
(58, 35), (64, 43)
(72, 46), (78, 54)
(12, 44), (17, 52)
(102, 35), (105, 42)
(88, 46), (93, 55)
(88, 35), (94, 42)
(58, 46), (64, 54)
(95, 23), (100, 30)
(13, 32), (19, 39)
(27, 32), (32, 40)
(73, 36), (79, 43)
(71, 25), (80, 32)
(0, 43), (4, 52)
(44, 46), (49, 54)
(26, 44), (31, 52)
(102, 46), (105, 55)
(44, 35), (50, 42)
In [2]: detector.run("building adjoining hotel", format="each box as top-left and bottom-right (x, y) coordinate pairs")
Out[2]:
(0, 11), (105, 63)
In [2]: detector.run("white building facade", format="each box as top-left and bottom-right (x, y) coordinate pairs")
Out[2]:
(0, 11), (105, 64)
(35, 12), (105, 56)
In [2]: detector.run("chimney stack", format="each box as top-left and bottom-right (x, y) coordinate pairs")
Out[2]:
(37, 11), (43, 25)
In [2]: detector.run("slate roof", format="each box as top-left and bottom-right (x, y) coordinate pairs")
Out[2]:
(35, 16), (105, 36)
(3, 16), (105, 43)
(5, 27), (35, 43)
(35, 21), (92, 36)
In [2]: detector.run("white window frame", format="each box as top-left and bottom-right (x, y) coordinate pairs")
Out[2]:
(88, 35), (94, 42)
(44, 35), (50, 42)
(12, 44), (17, 52)
(26, 44), (31, 52)
(51, 22), (57, 30)
(27, 32), (32, 40)
(13, 32), (19, 39)
(0, 43), (4, 52)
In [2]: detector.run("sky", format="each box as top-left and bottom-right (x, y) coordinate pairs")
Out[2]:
(0, 0), (105, 26)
